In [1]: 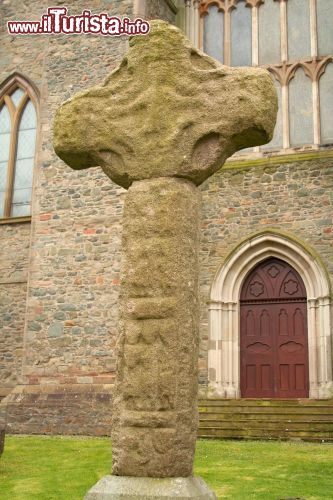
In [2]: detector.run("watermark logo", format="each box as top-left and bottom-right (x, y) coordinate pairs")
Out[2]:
(7, 7), (150, 36)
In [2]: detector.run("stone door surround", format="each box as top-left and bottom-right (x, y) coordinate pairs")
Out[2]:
(208, 230), (332, 399)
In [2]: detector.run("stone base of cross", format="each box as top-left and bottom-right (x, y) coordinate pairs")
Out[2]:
(53, 20), (277, 500)
(84, 475), (216, 499)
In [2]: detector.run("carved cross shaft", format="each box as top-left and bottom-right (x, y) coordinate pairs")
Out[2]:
(53, 20), (277, 478)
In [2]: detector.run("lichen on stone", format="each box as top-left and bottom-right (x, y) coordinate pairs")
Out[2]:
(53, 20), (277, 189)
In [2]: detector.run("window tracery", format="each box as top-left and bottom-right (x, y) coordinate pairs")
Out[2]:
(0, 74), (38, 219)
(177, 0), (333, 152)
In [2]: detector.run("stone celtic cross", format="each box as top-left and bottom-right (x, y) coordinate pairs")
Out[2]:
(53, 20), (277, 499)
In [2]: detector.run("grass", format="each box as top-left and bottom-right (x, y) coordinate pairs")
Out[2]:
(0, 436), (333, 499)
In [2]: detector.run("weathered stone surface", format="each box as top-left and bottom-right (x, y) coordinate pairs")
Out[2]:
(5, 384), (113, 436)
(84, 475), (217, 499)
(0, 1), (132, 423)
(111, 178), (200, 477)
(52, 13), (277, 489)
(0, 222), (30, 390)
(1, 0), (333, 445)
(145, 0), (177, 24)
(53, 20), (277, 189)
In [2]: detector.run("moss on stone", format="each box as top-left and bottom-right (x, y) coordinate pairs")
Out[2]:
(223, 149), (333, 172)
(53, 20), (277, 189)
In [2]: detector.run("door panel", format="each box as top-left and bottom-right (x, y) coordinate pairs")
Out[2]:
(240, 304), (274, 398)
(276, 302), (308, 397)
(240, 258), (309, 398)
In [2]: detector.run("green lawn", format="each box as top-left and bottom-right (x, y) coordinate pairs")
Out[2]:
(0, 436), (332, 499)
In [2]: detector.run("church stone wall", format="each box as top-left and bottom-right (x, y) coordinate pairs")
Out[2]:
(198, 155), (333, 389)
(0, 223), (30, 393)
(24, 0), (132, 388)
(0, 0), (47, 395)
(145, 0), (177, 23)
(2, 0), (133, 434)
(1, 0), (333, 434)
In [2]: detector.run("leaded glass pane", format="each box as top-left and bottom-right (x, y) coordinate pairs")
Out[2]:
(0, 105), (11, 216)
(231, 1), (252, 67)
(10, 87), (25, 108)
(262, 78), (283, 149)
(11, 203), (30, 217)
(203, 5), (224, 63)
(259, 0), (281, 65)
(13, 158), (34, 189)
(19, 100), (36, 129)
(0, 162), (8, 190)
(16, 129), (36, 159)
(0, 190), (4, 217)
(287, 0), (311, 61)
(317, 0), (333, 57)
(289, 68), (313, 146)
(11, 99), (36, 217)
(0, 161), (7, 216)
(0, 105), (11, 133)
(0, 132), (10, 162)
(12, 187), (32, 204)
(320, 63), (333, 144)
(0, 123), (11, 164)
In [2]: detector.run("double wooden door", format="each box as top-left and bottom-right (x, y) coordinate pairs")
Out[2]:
(240, 258), (309, 398)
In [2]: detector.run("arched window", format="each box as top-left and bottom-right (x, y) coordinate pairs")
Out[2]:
(203, 4), (224, 63)
(258, 0), (280, 65)
(230, 0), (252, 67)
(319, 61), (333, 144)
(0, 74), (38, 219)
(289, 67), (313, 146)
(287, 0), (311, 62)
(181, 0), (333, 153)
(316, 0), (333, 57)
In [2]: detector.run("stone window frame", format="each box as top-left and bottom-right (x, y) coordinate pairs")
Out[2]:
(207, 230), (332, 399)
(0, 73), (39, 224)
(178, 0), (333, 156)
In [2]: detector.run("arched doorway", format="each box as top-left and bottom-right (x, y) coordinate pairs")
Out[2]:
(240, 258), (309, 398)
(208, 231), (332, 399)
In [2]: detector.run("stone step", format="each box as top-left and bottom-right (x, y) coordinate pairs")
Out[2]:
(199, 412), (333, 421)
(199, 428), (333, 441)
(198, 399), (333, 441)
(199, 406), (333, 414)
(199, 398), (333, 407)
(199, 420), (333, 431)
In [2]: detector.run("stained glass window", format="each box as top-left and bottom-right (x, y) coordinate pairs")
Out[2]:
(289, 68), (313, 146)
(231, 1), (252, 67)
(317, 0), (333, 57)
(203, 5), (224, 63)
(287, 0), (311, 61)
(0, 80), (37, 218)
(259, 0), (281, 65)
(319, 62), (333, 144)
(12, 101), (36, 216)
(0, 105), (11, 216)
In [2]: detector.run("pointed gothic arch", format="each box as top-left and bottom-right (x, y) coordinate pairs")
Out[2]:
(0, 72), (40, 106)
(208, 230), (332, 399)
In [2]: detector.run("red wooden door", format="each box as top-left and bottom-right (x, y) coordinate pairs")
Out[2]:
(240, 258), (309, 398)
